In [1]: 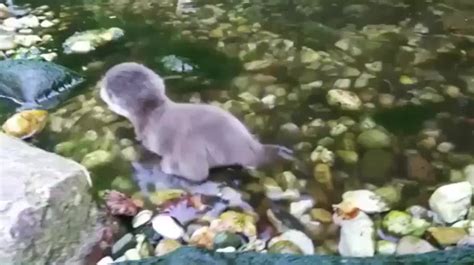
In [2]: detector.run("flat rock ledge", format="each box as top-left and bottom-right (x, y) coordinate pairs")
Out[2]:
(0, 133), (101, 265)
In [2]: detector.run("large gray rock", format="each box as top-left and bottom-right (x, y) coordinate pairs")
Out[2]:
(0, 133), (101, 265)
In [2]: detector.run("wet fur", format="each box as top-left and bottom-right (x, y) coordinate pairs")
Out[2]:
(100, 62), (293, 182)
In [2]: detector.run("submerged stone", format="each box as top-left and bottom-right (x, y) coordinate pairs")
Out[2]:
(63, 27), (124, 54)
(429, 182), (472, 224)
(327, 89), (362, 111)
(357, 129), (391, 149)
(0, 59), (84, 111)
(428, 227), (467, 246)
(268, 240), (303, 254)
(360, 149), (394, 184)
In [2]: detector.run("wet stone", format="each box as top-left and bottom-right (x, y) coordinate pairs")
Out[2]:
(406, 151), (435, 184)
(213, 232), (244, 250)
(268, 240), (303, 254)
(360, 149), (394, 184)
(112, 233), (137, 259)
(396, 236), (437, 255)
(428, 227), (467, 246)
(357, 129), (391, 149)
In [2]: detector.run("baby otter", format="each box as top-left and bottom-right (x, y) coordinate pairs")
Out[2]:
(100, 62), (293, 182)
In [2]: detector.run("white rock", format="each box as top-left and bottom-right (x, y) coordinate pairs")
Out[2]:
(40, 52), (58, 62)
(396, 236), (437, 255)
(19, 15), (40, 28)
(327, 89), (362, 111)
(216, 247), (236, 253)
(290, 198), (314, 218)
(337, 211), (375, 257)
(132, 210), (153, 228)
(334, 78), (351, 89)
(14, 34), (42, 47)
(429, 182), (472, 223)
(97, 256), (114, 265)
(40, 20), (54, 28)
(3, 17), (21, 29)
(0, 33), (16, 50)
(124, 248), (141, 261)
(270, 230), (314, 255)
(261, 94), (276, 109)
(341, 190), (390, 214)
(464, 165), (474, 188)
(152, 215), (185, 240)
(69, 40), (93, 53)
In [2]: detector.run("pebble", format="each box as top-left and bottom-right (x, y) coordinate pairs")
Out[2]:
(310, 208), (333, 223)
(396, 236), (437, 255)
(437, 142), (455, 153)
(428, 227), (467, 246)
(152, 215), (185, 240)
(268, 240), (303, 254)
(97, 256), (114, 265)
(334, 79), (351, 89)
(290, 198), (315, 218)
(132, 210), (153, 228)
(124, 248), (141, 261)
(429, 181), (472, 223)
(81, 150), (114, 169)
(326, 89), (362, 111)
(112, 233), (137, 259)
(340, 190), (389, 214)
(270, 230), (314, 255)
(155, 239), (181, 256)
(357, 129), (391, 149)
(40, 19), (54, 28)
(376, 240), (396, 255)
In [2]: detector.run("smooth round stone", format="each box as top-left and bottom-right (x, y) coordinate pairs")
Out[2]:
(268, 240), (303, 254)
(97, 256), (114, 265)
(152, 215), (185, 240)
(124, 248), (141, 261)
(213, 231), (244, 249)
(357, 129), (391, 149)
(437, 142), (455, 153)
(133, 210), (153, 228)
(155, 239), (182, 256)
(327, 89), (362, 111)
(216, 246), (237, 253)
(112, 233), (137, 259)
(377, 240), (397, 255)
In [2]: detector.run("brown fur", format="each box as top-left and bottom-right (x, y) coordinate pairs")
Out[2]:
(100, 62), (293, 182)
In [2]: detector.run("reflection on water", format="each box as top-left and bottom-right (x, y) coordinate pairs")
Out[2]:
(6, 0), (474, 257)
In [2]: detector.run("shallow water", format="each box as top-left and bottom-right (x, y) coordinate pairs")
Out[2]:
(4, 0), (474, 257)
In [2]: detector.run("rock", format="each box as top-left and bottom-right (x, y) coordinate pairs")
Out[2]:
(149, 189), (185, 206)
(336, 150), (359, 165)
(80, 150), (114, 169)
(429, 182), (473, 223)
(244, 59), (272, 71)
(211, 211), (257, 238)
(111, 233), (137, 259)
(334, 79), (351, 89)
(2, 109), (48, 139)
(437, 142), (455, 153)
(268, 240), (303, 254)
(63, 27), (124, 54)
(40, 19), (54, 28)
(341, 190), (389, 214)
(155, 239), (181, 256)
(396, 236), (437, 255)
(269, 230), (314, 255)
(382, 211), (430, 237)
(14, 34), (41, 47)
(310, 146), (335, 165)
(310, 208), (333, 224)
(406, 151), (435, 183)
(152, 215), (185, 240)
(124, 248), (141, 261)
(0, 133), (103, 265)
(290, 198), (315, 218)
(357, 129), (391, 149)
(0, 31), (16, 50)
(365, 61), (382, 72)
(190, 226), (215, 249)
(327, 89), (362, 111)
(213, 232), (243, 250)
(428, 227), (467, 246)
(97, 256), (114, 265)
(360, 149), (394, 184)
(313, 163), (334, 190)
(375, 185), (402, 206)
(464, 164), (474, 187)
(132, 210), (153, 228)
(111, 175), (136, 193)
(376, 240), (396, 255)
(336, 212), (375, 257)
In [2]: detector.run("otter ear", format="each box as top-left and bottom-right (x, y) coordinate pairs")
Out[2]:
(141, 98), (159, 114)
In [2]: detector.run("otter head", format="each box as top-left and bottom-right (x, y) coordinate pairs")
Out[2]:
(100, 62), (169, 120)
